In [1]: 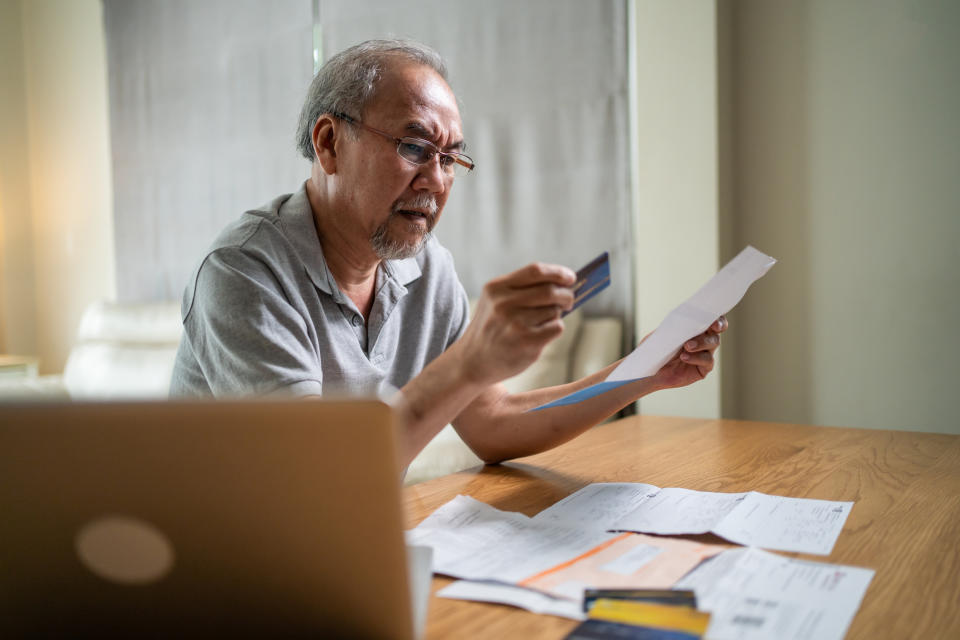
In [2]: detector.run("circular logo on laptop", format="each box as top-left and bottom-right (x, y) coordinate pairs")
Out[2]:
(75, 515), (175, 584)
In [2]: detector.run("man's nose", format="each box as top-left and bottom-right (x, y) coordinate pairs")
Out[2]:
(413, 155), (448, 193)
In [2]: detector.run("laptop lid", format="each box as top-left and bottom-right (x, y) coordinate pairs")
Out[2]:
(0, 398), (415, 638)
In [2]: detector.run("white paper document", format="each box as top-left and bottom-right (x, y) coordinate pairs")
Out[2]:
(675, 547), (874, 640)
(405, 495), (617, 583)
(408, 494), (725, 598)
(534, 246), (776, 409)
(438, 580), (586, 620)
(412, 493), (869, 631)
(534, 483), (853, 555)
(608, 245), (777, 382)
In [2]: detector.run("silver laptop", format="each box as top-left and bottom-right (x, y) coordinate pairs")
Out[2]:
(0, 398), (427, 637)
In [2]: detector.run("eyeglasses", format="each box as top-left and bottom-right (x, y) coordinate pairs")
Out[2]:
(333, 111), (475, 178)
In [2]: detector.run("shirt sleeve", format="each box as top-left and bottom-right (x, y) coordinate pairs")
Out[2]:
(433, 241), (471, 350)
(447, 279), (471, 348)
(179, 246), (323, 396)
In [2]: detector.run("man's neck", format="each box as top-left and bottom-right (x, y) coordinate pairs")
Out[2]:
(305, 180), (379, 320)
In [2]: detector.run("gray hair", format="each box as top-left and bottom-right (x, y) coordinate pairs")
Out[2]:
(295, 39), (448, 162)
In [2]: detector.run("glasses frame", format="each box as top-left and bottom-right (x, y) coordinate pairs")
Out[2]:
(332, 111), (475, 177)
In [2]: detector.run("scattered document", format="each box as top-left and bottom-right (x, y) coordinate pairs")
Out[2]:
(439, 580), (586, 620)
(675, 547), (874, 640)
(534, 246), (776, 410)
(406, 495), (616, 584)
(408, 495), (726, 600)
(438, 550), (873, 637)
(412, 493), (870, 634)
(534, 483), (853, 555)
(518, 532), (725, 600)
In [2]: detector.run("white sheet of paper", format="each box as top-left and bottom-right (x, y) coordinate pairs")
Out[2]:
(438, 580), (585, 620)
(615, 488), (750, 536)
(406, 495), (616, 583)
(535, 483), (853, 555)
(607, 246), (776, 382)
(533, 482), (660, 531)
(676, 547), (874, 640)
(711, 492), (854, 556)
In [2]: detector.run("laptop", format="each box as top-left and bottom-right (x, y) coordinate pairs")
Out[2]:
(0, 398), (428, 637)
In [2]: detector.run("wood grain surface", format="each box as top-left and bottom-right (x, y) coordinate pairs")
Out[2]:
(403, 415), (960, 639)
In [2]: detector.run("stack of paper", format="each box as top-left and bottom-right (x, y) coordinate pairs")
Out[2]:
(407, 495), (726, 600)
(409, 484), (872, 639)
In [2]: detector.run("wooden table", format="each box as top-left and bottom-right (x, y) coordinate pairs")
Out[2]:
(403, 415), (960, 639)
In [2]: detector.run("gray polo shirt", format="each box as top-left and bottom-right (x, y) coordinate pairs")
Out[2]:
(169, 184), (470, 397)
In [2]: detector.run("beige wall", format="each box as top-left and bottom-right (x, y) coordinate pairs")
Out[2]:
(632, 0), (958, 434)
(726, 0), (960, 433)
(0, 0), (37, 357)
(632, 0), (722, 419)
(0, 0), (115, 373)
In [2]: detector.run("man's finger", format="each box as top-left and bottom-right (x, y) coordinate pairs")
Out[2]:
(710, 316), (728, 333)
(513, 305), (564, 328)
(500, 262), (577, 288)
(684, 333), (721, 353)
(680, 350), (714, 369)
(495, 282), (574, 311)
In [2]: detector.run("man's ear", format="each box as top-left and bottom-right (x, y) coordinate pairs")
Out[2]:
(312, 115), (339, 175)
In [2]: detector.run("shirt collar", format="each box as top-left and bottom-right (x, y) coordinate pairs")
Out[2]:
(278, 183), (423, 296)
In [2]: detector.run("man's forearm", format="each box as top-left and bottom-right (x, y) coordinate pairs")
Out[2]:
(394, 340), (491, 468)
(452, 364), (659, 464)
(452, 318), (728, 464)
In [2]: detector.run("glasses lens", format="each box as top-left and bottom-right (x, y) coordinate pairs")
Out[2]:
(396, 138), (474, 177)
(397, 139), (432, 164)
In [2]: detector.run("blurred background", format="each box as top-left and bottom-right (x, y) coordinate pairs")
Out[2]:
(1, 0), (957, 434)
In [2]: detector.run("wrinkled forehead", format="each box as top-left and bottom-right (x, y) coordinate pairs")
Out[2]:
(363, 61), (463, 144)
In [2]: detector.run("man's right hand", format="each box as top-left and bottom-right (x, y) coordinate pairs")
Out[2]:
(453, 262), (577, 387)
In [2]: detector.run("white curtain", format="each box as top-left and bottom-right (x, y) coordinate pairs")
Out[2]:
(319, 0), (633, 326)
(104, 0), (314, 301)
(105, 0), (632, 336)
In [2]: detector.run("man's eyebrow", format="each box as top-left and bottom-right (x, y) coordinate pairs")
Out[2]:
(404, 122), (465, 152)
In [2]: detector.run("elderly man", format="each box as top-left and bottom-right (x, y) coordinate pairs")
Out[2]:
(170, 39), (726, 467)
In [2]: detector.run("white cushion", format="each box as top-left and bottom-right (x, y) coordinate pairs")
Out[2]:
(75, 300), (182, 344)
(404, 424), (483, 485)
(63, 300), (183, 399)
(571, 317), (623, 381)
(0, 375), (69, 400)
(63, 342), (179, 399)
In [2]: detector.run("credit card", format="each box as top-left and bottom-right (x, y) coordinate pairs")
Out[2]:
(565, 618), (701, 640)
(565, 251), (611, 317)
(587, 600), (710, 636)
(583, 589), (697, 613)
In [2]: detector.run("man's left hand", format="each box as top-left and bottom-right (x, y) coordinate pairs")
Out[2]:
(650, 316), (728, 390)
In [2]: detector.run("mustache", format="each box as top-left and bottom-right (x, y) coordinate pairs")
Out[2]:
(391, 193), (439, 222)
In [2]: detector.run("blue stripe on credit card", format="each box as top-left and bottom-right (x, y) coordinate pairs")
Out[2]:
(564, 251), (611, 317)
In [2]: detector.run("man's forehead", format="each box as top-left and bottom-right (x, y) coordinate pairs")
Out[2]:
(365, 62), (463, 140)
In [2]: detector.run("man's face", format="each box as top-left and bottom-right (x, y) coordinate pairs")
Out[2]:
(335, 62), (464, 260)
